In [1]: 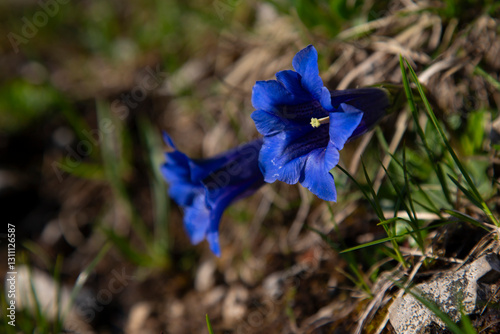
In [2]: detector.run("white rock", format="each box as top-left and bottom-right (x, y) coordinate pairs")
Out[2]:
(195, 259), (216, 292)
(6, 265), (71, 320)
(222, 285), (249, 325)
(125, 302), (152, 334)
(389, 253), (500, 334)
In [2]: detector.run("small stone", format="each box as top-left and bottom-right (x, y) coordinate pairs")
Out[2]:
(203, 286), (226, 307)
(389, 253), (500, 334)
(125, 302), (152, 334)
(195, 259), (216, 292)
(222, 285), (249, 325)
(263, 272), (285, 300)
(12, 265), (71, 320)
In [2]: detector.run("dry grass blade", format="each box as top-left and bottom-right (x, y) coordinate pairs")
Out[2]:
(354, 276), (396, 334)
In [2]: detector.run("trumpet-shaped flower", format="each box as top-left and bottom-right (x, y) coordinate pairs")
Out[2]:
(160, 133), (264, 256)
(251, 45), (389, 201)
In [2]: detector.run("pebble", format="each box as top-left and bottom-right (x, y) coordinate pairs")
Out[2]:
(389, 253), (500, 333)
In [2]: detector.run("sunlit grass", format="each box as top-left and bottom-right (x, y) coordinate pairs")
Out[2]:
(333, 55), (497, 310)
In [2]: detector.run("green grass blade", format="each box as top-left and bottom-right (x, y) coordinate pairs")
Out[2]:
(26, 263), (47, 330)
(341, 221), (451, 253)
(411, 197), (443, 217)
(402, 148), (418, 223)
(459, 308), (476, 334)
(340, 160), (407, 266)
(138, 117), (170, 255)
(337, 163), (407, 266)
(375, 126), (390, 153)
(442, 209), (490, 231)
(399, 55), (452, 205)
(53, 255), (64, 332)
(337, 165), (378, 216)
(22, 240), (53, 270)
(403, 286), (465, 334)
(381, 160), (415, 222)
(447, 174), (481, 207)
(403, 58), (499, 227)
(377, 217), (410, 226)
(474, 66), (500, 92)
(96, 100), (155, 250)
(360, 161), (386, 220)
(341, 235), (403, 253)
(61, 242), (112, 322)
(380, 163), (425, 254)
(100, 227), (153, 266)
(387, 153), (443, 215)
(206, 314), (215, 334)
(308, 226), (372, 294)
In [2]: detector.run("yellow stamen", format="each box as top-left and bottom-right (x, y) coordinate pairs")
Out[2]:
(310, 116), (330, 128)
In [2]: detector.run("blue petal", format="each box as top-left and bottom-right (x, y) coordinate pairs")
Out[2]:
(167, 179), (201, 206)
(329, 104), (363, 151)
(190, 139), (263, 181)
(162, 131), (177, 149)
(204, 174), (264, 258)
(160, 132), (192, 185)
(291, 45), (333, 111)
(251, 80), (293, 111)
(281, 125), (330, 161)
(161, 154), (190, 182)
(275, 70), (311, 102)
(330, 88), (389, 109)
(251, 109), (287, 136)
(189, 156), (230, 183)
(203, 140), (264, 207)
(319, 86), (334, 111)
(292, 45), (323, 99)
(202, 139), (264, 256)
(299, 143), (340, 201)
(276, 153), (308, 184)
(259, 125), (330, 184)
(330, 88), (389, 138)
(183, 195), (210, 244)
(161, 150), (201, 206)
(206, 231), (221, 257)
(257, 133), (287, 183)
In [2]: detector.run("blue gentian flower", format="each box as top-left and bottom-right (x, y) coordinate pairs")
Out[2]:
(160, 133), (265, 256)
(251, 45), (389, 201)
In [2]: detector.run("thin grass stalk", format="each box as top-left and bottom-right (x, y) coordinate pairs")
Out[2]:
(96, 101), (155, 251)
(206, 314), (215, 334)
(61, 242), (111, 323)
(398, 55), (453, 205)
(403, 58), (499, 227)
